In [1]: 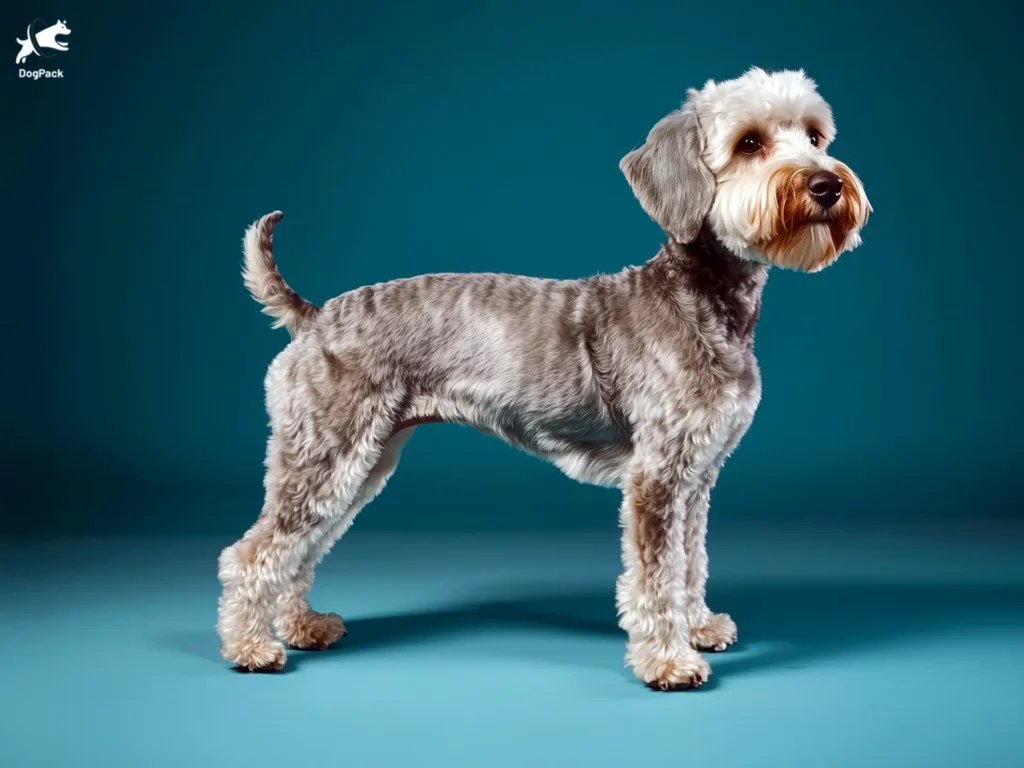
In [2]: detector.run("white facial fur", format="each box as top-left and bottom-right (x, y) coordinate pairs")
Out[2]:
(692, 68), (871, 271)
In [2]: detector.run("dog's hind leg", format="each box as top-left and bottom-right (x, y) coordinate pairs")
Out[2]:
(216, 351), (399, 672)
(216, 421), (394, 671)
(274, 426), (416, 650)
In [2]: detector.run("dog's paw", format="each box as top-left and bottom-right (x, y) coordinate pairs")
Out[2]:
(224, 640), (287, 672)
(640, 655), (711, 691)
(281, 611), (347, 650)
(628, 642), (711, 691)
(690, 612), (737, 652)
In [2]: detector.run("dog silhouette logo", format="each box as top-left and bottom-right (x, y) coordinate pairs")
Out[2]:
(15, 19), (70, 65)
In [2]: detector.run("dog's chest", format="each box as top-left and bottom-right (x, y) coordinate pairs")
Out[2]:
(713, 340), (761, 427)
(712, 369), (761, 445)
(669, 337), (762, 462)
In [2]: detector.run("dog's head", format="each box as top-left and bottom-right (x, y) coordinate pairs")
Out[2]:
(621, 68), (870, 272)
(44, 20), (71, 39)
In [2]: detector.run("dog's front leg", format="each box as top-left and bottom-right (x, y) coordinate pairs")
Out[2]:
(682, 413), (754, 651)
(684, 466), (738, 652)
(616, 425), (714, 690)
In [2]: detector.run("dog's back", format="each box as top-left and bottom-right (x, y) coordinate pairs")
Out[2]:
(243, 211), (636, 465)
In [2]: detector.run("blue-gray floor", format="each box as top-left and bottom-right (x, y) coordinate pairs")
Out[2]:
(2, 522), (1022, 767)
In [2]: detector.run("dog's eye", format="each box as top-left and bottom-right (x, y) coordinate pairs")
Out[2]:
(807, 128), (821, 147)
(736, 133), (763, 155)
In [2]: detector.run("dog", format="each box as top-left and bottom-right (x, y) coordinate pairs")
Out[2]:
(15, 20), (70, 65)
(217, 67), (870, 690)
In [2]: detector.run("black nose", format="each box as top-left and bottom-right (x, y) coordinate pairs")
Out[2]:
(807, 171), (843, 209)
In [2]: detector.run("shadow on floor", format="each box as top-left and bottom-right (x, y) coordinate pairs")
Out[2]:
(163, 579), (1024, 683)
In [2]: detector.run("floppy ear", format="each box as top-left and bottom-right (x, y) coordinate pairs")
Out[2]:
(619, 99), (715, 244)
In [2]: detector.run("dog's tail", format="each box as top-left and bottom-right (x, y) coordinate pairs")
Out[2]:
(242, 211), (319, 334)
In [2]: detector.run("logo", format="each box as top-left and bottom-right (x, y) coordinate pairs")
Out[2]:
(15, 19), (70, 79)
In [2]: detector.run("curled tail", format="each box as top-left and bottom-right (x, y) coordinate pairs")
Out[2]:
(242, 211), (319, 334)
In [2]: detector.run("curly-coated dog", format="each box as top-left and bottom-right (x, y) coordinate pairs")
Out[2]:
(217, 67), (870, 690)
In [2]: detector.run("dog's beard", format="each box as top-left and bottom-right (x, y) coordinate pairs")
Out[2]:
(763, 222), (844, 273)
(711, 163), (869, 272)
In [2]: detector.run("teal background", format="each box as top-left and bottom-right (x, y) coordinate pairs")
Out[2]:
(3, 2), (1024, 767)
(4, 0), (1021, 534)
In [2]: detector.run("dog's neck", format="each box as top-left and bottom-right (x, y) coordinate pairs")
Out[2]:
(644, 227), (769, 345)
